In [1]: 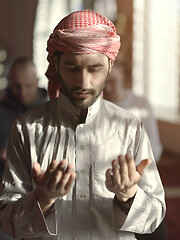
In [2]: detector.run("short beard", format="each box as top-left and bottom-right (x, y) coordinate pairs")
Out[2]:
(61, 80), (105, 109)
(57, 56), (111, 109)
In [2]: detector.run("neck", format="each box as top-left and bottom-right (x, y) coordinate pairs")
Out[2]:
(79, 108), (88, 124)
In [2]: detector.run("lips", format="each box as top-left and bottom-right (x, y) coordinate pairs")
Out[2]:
(74, 91), (92, 98)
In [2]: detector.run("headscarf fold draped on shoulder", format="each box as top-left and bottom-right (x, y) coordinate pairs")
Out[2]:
(46, 10), (121, 99)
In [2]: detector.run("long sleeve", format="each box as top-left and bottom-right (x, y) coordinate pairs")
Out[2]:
(0, 121), (57, 239)
(112, 124), (166, 233)
(0, 96), (166, 240)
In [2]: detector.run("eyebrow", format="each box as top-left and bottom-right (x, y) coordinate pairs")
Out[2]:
(63, 61), (105, 67)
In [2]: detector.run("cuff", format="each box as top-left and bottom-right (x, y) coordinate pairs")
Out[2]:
(14, 191), (57, 238)
(114, 195), (135, 215)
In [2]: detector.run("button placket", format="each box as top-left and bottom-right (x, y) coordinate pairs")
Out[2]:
(79, 145), (85, 150)
(80, 194), (86, 199)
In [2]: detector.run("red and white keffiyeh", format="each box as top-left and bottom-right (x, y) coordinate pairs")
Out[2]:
(46, 10), (121, 99)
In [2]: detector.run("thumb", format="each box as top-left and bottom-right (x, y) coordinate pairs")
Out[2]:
(32, 162), (42, 180)
(136, 159), (152, 176)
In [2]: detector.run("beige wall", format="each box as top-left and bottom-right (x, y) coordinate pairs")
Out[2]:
(0, 0), (37, 60)
(158, 120), (180, 156)
(116, 0), (133, 88)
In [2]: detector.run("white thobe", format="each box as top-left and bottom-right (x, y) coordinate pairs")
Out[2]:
(0, 93), (166, 240)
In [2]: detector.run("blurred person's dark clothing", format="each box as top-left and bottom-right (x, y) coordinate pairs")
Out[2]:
(0, 87), (48, 179)
(0, 55), (46, 240)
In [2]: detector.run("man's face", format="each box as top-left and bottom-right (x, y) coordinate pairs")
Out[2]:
(58, 53), (113, 108)
(9, 63), (38, 105)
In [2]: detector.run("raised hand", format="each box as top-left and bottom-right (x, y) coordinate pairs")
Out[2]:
(32, 159), (76, 213)
(105, 153), (151, 202)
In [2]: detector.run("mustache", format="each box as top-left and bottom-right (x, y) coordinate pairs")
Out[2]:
(72, 87), (95, 94)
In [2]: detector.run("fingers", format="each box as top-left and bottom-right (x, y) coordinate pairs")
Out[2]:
(105, 168), (113, 188)
(32, 162), (42, 180)
(42, 160), (59, 184)
(136, 159), (152, 176)
(64, 172), (76, 192)
(34, 159), (76, 204)
(109, 154), (151, 185)
(50, 163), (74, 190)
(105, 154), (152, 200)
(118, 155), (128, 184)
(112, 160), (120, 185)
(45, 159), (76, 195)
(126, 153), (136, 179)
(47, 160), (67, 186)
(43, 159), (67, 185)
(111, 155), (130, 186)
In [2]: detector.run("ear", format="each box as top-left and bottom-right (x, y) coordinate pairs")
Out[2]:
(109, 60), (114, 73)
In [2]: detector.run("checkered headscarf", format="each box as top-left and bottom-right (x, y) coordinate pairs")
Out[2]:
(46, 10), (121, 99)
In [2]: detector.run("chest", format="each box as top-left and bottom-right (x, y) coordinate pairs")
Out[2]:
(29, 120), (135, 174)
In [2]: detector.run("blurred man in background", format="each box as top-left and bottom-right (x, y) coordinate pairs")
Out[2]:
(0, 57), (48, 240)
(0, 57), (48, 175)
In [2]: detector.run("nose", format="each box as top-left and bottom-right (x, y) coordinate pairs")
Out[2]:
(20, 86), (28, 97)
(19, 86), (29, 102)
(77, 69), (91, 89)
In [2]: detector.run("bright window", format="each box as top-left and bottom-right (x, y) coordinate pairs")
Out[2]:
(33, 0), (83, 89)
(133, 0), (180, 118)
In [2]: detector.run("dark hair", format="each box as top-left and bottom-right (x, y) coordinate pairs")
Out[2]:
(11, 57), (35, 69)
(54, 51), (63, 58)
(54, 51), (63, 74)
(8, 57), (35, 80)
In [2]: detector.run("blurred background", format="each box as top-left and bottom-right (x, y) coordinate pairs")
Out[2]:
(0, 0), (179, 239)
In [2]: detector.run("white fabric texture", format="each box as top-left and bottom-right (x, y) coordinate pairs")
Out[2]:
(0, 93), (165, 240)
(119, 90), (163, 162)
